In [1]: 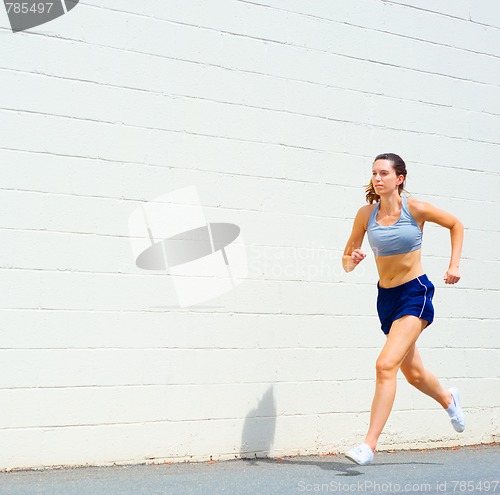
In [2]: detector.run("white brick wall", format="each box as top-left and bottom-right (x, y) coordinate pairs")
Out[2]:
(1, 0), (499, 469)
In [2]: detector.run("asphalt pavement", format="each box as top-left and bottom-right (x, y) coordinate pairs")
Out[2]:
(0, 443), (498, 495)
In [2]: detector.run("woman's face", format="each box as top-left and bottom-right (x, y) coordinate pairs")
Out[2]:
(372, 159), (402, 194)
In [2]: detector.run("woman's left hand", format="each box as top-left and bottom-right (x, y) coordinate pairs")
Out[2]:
(443, 266), (461, 284)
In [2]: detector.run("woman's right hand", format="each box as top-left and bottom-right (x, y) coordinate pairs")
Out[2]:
(351, 248), (367, 265)
(342, 205), (370, 273)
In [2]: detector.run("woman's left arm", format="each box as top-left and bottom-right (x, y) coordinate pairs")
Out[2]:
(411, 200), (464, 285)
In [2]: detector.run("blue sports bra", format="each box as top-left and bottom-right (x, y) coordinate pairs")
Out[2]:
(366, 196), (422, 257)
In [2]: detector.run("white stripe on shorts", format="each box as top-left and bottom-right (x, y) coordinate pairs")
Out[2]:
(416, 277), (428, 318)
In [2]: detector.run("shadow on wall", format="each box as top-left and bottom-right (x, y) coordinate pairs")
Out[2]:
(240, 386), (277, 460)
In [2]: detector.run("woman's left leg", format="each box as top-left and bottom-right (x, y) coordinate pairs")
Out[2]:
(400, 344), (452, 408)
(363, 315), (427, 451)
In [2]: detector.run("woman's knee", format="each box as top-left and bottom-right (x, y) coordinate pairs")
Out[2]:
(403, 367), (424, 386)
(375, 357), (399, 380)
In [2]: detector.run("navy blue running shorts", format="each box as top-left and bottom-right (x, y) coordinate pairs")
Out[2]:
(377, 274), (435, 335)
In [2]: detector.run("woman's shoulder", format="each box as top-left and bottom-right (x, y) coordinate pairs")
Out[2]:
(354, 203), (378, 229)
(406, 197), (433, 211)
(357, 202), (377, 217)
(406, 197), (434, 221)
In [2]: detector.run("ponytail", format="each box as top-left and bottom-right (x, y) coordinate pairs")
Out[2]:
(365, 182), (380, 204)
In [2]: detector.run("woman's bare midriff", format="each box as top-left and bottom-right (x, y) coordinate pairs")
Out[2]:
(375, 249), (424, 288)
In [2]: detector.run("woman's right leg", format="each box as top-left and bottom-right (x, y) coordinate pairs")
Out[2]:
(399, 344), (452, 409)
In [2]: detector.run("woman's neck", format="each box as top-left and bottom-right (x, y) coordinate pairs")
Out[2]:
(379, 193), (402, 215)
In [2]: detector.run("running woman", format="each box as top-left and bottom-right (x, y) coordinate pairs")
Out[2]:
(342, 153), (465, 466)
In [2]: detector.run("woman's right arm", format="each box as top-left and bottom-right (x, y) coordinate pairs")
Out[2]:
(342, 206), (369, 272)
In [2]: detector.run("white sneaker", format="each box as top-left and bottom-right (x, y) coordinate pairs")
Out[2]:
(345, 443), (374, 465)
(448, 387), (465, 433)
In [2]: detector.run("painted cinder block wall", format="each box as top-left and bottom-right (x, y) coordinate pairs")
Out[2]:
(1, 0), (499, 469)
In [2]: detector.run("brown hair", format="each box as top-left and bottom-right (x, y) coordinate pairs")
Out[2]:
(365, 153), (407, 204)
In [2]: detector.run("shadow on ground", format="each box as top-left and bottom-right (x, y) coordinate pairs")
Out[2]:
(242, 455), (442, 477)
